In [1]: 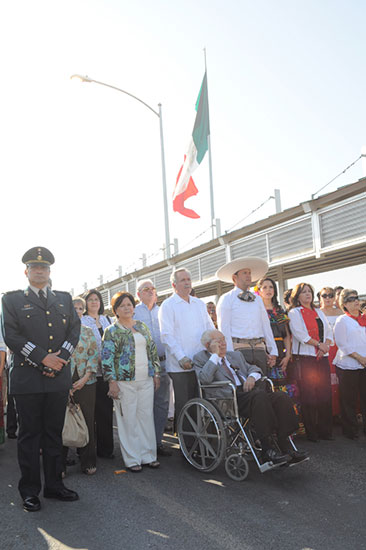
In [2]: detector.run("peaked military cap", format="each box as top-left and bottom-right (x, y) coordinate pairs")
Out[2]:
(22, 246), (55, 266)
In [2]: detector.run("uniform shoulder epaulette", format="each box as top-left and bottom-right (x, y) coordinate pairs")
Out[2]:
(52, 290), (72, 296)
(3, 289), (23, 295)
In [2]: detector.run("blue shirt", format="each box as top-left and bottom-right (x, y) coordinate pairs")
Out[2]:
(134, 303), (166, 370)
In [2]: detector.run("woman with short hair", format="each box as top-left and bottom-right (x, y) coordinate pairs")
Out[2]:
(288, 283), (333, 442)
(318, 286), (342, 418)
(334, 289), (366, 439)
(82, 289), (113, 459)
(102, 292), (161, 472)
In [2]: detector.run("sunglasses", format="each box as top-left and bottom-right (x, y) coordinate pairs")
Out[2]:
(345, 295), (359, 303)
(140, 286), (156, 292)
(321, 293), (334, 299)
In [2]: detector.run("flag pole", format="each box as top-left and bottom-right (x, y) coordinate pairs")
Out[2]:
(204, 48), (216, 240)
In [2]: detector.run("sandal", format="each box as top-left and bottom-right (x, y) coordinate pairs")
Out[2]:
(127, 465), (142, 473)
(84, 467), (97, 475)
(146, 461), (160, 469)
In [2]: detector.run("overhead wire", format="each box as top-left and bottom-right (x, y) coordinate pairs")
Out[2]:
(311, 154), (362, 199)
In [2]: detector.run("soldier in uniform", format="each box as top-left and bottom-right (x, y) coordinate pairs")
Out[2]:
(1, 247), (81, 512)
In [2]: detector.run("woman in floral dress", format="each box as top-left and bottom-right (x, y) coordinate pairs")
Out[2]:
(102, 292), (161, 472)
(257, 277), (302, 422)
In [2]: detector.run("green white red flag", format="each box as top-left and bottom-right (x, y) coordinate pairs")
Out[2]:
(173, 72), (210, 219)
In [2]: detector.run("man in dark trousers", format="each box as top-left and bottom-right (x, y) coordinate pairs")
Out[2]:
(1, 247), (81, 512)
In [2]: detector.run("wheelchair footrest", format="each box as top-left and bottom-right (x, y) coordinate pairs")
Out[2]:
(259, 459), (288, 473)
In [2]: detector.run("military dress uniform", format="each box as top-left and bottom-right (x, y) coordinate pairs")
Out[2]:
(1, 248), (80, 502)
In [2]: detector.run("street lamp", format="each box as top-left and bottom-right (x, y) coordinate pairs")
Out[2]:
(70, 74), (171, 259)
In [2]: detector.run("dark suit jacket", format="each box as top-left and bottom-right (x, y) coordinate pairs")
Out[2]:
(193, 349), (262, 399)
(1, 287), (80, 394)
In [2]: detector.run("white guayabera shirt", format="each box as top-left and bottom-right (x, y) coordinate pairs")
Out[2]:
(159, 293), (214, 373)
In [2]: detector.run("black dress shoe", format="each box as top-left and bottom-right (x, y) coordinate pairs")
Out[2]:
(44, 487), (79, 501)
(288, 450), (309, 466)
(23, 496), (41, 512)
(262, 448), (289, 465)
(7, 433), (17, 439)
(157, 445), (172, 457)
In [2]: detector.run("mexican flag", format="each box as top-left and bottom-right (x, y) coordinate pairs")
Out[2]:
(173, 72), (210, 219)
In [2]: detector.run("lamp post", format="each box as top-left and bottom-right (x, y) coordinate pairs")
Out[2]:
(70, 74), (171, 259)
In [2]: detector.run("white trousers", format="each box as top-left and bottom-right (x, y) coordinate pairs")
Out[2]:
(115, 378), (156, 468)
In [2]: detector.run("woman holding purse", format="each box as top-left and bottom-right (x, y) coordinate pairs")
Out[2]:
(64, 297), (99, 475)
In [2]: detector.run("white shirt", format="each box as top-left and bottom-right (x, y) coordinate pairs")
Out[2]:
(288, 307), (333, 357)
(158, 293), (214, 373)
(29, 284), (49, 297)
(334, 314), (366, 370)
(216, 287), (277, 355)
(210, 353), (262, 385)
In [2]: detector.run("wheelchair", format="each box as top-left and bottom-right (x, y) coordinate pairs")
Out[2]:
(177, 377), (304, 481)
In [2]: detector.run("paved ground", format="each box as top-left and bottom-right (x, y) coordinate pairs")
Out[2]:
(1, 424), (365, 550)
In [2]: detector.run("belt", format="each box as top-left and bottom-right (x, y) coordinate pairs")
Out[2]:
(159, 354), (166, 362)
(232, 337), (265, 344)
(232, 337), (266, 351)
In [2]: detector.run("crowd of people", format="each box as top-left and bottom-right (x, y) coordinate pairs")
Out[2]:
(0, 247), (365, 512)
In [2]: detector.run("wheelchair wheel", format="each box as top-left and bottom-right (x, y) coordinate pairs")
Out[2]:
(225, 453), (249, 481)
(177, 398), (227, 472)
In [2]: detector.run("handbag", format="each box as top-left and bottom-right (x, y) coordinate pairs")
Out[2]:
(62, 396), (89, 448)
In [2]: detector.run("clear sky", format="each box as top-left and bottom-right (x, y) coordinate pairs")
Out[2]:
(0, 0), (365, 295)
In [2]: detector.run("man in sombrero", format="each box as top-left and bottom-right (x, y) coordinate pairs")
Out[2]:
(216, 257), (277, 376)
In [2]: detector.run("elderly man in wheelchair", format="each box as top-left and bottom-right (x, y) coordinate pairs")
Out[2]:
(177, 329), (308, 480)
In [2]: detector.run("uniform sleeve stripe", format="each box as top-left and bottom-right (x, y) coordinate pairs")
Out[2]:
(21, 342), (36, 357)
(62, 341), (74, 354)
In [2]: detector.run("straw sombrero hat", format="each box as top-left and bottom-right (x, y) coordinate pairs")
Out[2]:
(216, 256), (268, 284)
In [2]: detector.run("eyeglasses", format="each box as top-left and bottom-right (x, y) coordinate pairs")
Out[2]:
(321, 293), (334, 299)
(345, 295), (359, 303)
(140, 286), (156, 292)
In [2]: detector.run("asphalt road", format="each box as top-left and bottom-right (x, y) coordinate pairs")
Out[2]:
(1, 424), (365, 550)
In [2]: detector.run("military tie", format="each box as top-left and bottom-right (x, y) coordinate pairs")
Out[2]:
(39, 289), (47, 306)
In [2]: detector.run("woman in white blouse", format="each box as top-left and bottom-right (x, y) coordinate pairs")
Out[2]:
(288, 283), (333, 442)
(318, 286), (343, 418)
(334, 289), (366, 440)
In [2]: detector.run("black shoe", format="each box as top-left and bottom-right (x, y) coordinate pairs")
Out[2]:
(23, 496), (41, 512)
(7, 433), (17, 439)
(165, 419), (174, 433)
(288, 450), (309, 466)
(44, 487), (79, 501)
(262, 448), (289, 465)
(157, 445), (172, 457)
